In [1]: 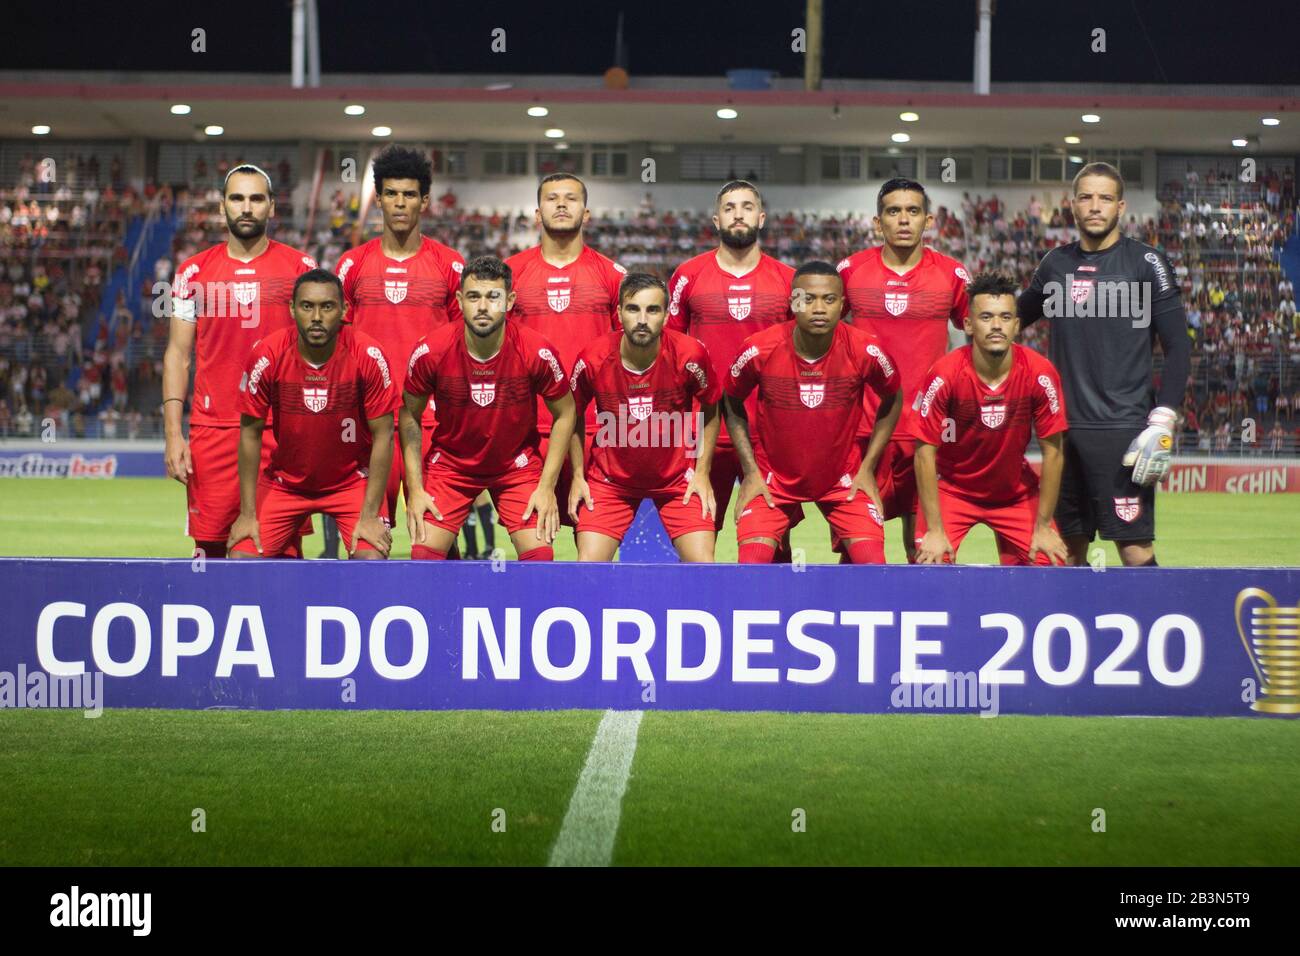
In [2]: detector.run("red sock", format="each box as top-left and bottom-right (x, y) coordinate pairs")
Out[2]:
(738, 541), (777, 563)
(845, 539), (886, 565)
(411, 545), (448, 560)
(194, 540), (225, 559)
(517, 546), (554, 561)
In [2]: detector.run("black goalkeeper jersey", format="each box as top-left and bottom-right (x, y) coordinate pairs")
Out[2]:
(1017, 236), (1191, 430)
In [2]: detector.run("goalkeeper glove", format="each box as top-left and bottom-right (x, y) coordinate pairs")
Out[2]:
(1122, 406), (1177, 487)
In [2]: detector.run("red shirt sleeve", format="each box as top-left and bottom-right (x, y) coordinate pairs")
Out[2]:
(724, 339), (762, 401)
(337, 250), (359, 309)
(666, 263), (690, 333)
(445, 252), (465, 324)
(239, 340), (275, 419)
(531, 339), (570, 400)
(912, 367), (951, 446)
(949, 261), (970, 329)
(606, 260), (626, 331)
(835, 255), (857, 322)
(685, 338), (722, 404)
(864, 341), (901, 399)
(360, 342), (401, 420)
(404, 338), (437, 396)
(1032, 359), (1069, 439)
(569, 351), (594, 418)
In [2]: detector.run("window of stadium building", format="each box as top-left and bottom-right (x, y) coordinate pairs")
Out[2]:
(589, 144), (629, 177)
(680, 151), (772, 182)
(534, 145), (585, 177)
(868, 149), (918, 181)
(924, 150), (974, 182)
(430, 145), (468, 177)
(987, 150), (1034, 182)
(821, 147), (863, 181)
(484, 146), (529, 176)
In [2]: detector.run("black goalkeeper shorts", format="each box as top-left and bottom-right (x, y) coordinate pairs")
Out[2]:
(1055, 427), (1157, 543)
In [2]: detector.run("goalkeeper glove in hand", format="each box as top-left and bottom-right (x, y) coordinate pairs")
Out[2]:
(1123, 406), (1177, 487)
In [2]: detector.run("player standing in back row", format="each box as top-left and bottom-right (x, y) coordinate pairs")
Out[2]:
(505, 174), (625, 535)
(1016, 163), (1191, 566)
(837, 178), (969, 563)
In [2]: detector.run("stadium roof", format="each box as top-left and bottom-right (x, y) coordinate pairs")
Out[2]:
(2, 72), (1298, 152)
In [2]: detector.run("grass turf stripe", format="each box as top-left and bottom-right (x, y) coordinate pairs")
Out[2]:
(548, 709), (644, 867)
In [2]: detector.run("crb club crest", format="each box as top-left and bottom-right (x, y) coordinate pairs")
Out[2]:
(1114, 496), (1141, 522)
(628, 395), (654, 421)
(302, 387), (329, 413)
(231, 282), (258, 306)
(547, 285), (571, 312)
(1071, 278), (1094, 304)
(470, 382), (496, 407)
(799, 383), (826, 408)
(980, 403), (1007, 428)
(727, 296), (752, 320)
(884, 292), (909, 316)
(384, 280), (408, 304)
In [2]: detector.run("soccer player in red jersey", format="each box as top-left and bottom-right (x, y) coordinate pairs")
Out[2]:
(505, 174), (625, 529)
(335, 146), (465, 521)
(400, 256), (577, 561)
(227, 271), (398, 559)
(163, 164), (318, 559)
(912, 272), (1070, 566)
(666, 179), (795, 529)
(836, 178), (970, 562)
(725, 261), (902, 564)
(567, 273), (721, 562)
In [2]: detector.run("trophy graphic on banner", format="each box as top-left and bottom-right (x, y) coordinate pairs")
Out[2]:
(1235, 588), (1300, 715)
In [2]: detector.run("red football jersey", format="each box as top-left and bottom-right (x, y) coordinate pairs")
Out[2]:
(913, 344), (1068, 505)
(173, 240), (318, 426)
(238, 326), (400, 494)
(570, 328), (721, 491)
(666, 250), (794, 448)
(725, 322), (900, 500)
(504, 244), (625, 434)
(336, 236), (463, 429)
(836, 246), (970, 439)
(405, 321), (569, 479)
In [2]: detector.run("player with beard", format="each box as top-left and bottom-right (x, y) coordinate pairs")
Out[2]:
(505, 174), (625, 536)
(335, 145), (464, 524)
(1016, 163), (1190, 566)
(666, 180), (794, 532)
(163, 164), (317, 559)
(836, 178), (969, 563)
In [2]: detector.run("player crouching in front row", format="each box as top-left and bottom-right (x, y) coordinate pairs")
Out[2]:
(725, 261), (902, 564)
(229, 270), (399, 558)
(567, 273), (721, 561)
(913, 272), (1070, 565)
(400, 255), (577, 561)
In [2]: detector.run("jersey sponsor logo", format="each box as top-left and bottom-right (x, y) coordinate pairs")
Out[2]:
(538, 348), (564, 382)
(547, 284), (571, 312)
(613, 262), (627, 275)
(408, 342), (429, 373)
(451, 260), (464, 274)
(470, 381), (496, 406)
(685, 361), (708, 391)
(234, 268), (256, 275)
(1037, 374), (1061, 414)
(1114, 496), (1141, 523)
(303, 387), (329, 413)
(174, 263), (200, 299)
(980, 403), (1007, 428)
(838, 473), (853, 489)
(1144, 251), (1173, 294)
(514, 452), (529, 469)
(1070, 278), (1094, 304)
(668, 275), (689, 317)
(1075, 264), (1098, 272)
(730, 345), (759, 378)
(867, 500), (884, 525)
(303, 256), (318, 269)
(836, 257), (851, 273)
(799, 383), (826, 408)
(884, 292), (909, 316)
(919, 376), (944, 418)
(384, 280), (408, 304)
(337, 258), (354, 282)
(727, 296), (752, 320)
(955, 266), (971, 283)
(384, 266), (408, 274)
(569, 358), (586, 391)
(866, 343), (895, 377)
(366, 346), (392, 388)
(247, 356), (270, 395)
(628, 395), (654, 421)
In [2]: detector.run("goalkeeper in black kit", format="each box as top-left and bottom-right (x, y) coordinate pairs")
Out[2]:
(1017, 163), (1190, 567)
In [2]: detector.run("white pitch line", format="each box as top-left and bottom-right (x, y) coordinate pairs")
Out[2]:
(548, 709), (644, 867)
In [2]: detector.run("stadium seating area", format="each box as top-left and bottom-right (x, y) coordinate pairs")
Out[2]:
(2, 148), (1298, 452)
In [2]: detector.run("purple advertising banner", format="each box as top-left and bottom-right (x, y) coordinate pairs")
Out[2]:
(0, 559), (1296, 717)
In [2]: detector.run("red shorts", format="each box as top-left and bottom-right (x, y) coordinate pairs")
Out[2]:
(913, 489), (1057, 566)
(422, 456), (544, 536)
(576, 472), (715, 542)
(539, 430), (594, 528)
(186, 424), (312, 549)
(384, 416), (436, 522)
(229, 478), (387, 557)
(709, 443), (743, 532)
(873, 437), (918, 521)
(737, 481), (885, 547)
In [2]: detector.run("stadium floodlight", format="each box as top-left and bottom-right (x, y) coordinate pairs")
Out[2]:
(170, 104), (191, 115)
(527, 106), (549, 117)
(371, 126), (392, 137)
(1231, 138), (1248, 148)
(544, 128), (565, 138)
(203, 125), (223, 136)
(891, 132), (910, 143)
(1261, 117), (1280, 126)
(899, 111), (919, 122)
(344, 104), (365, 116)
(1064, 135), (1081, 144)
(1081, 113), (1101, 123)
(716, 108), (738, 119)
(31, 125), (51, 135)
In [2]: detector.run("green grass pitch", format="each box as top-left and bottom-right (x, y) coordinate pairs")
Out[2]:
(1, 479), (1297, 865)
